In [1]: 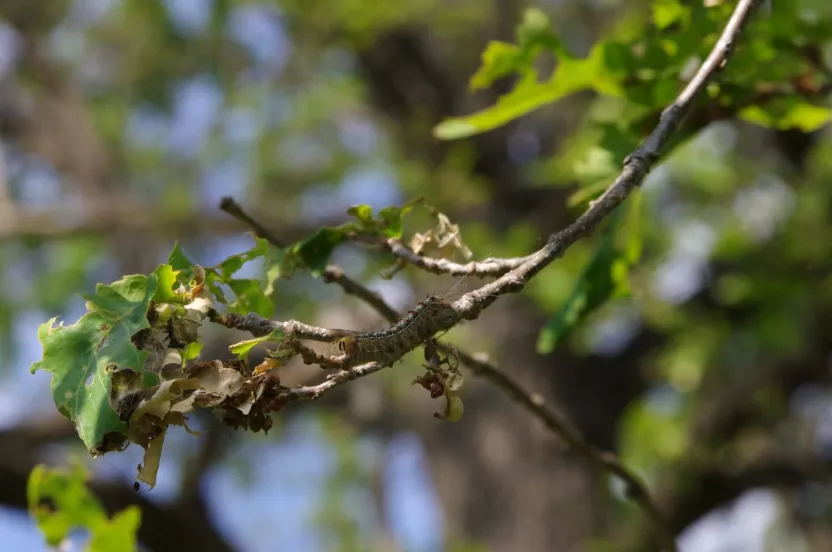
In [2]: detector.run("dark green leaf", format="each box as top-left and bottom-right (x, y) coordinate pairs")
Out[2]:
(294, 227), (348, 276)
(536, 216), (622, 354)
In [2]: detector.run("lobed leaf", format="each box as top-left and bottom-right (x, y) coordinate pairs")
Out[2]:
(31, 274), (158, 454)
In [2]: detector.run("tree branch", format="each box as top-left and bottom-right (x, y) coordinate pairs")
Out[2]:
(217, 201), (676, 549)
(212, 2), (764, 550)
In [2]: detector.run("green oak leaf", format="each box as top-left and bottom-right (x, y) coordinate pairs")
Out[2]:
(228, 278), (274, 318)
(652, 0), (689, 30)
(167, 242), (193, 271)
(229, 329), (286, 361)
(469, 41), (523, 91)
(204, 270), (229, 304)
(31, 274), (158, 453)
(28, 464), (141, 551)
(435, 42), (624, 140)
(218, 238), (270, 279)
(181, 341), (204, 363)
(739, 97), (832, 132)
(151, 264), (186, 304)
(262, 246), (285, 298)
(346, 204), (375, 230)
(378, 199), (421, 238)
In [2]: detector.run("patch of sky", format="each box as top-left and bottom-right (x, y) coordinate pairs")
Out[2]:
(790, 383), (832, 458)
(204, 414), (338, 552)
(652, 219), (716, 304)
(127, 105), (171, 150)
(48, 21), (87, 66)
(583, 301), (643, 357)
(507, 129), (541, 165)
(223, 108), (259, 146)
(164, 0), (212, 36)
(167, 76), (224, 159)
(383, 433), (444, 552)
(299, 167), (402, 223)
(228, 5), (291, 71)
(1, 309), (66, 430)
(69, 0), (119, 26)
(0, 24), (19, 78)
(0, 507), (51, 552)
(200, 157), (248, 209)
(338, 116), (380, 157)
(15, 162), (63, 205)
(679, 490), (781, 552)
(732, 175), (795, 243)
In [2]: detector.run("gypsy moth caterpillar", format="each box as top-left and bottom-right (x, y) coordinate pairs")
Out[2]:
(337, 294), (454, 368)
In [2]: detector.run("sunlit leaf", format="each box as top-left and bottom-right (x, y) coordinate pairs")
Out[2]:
(151, 264), (185, 304)
(229, 329), (286, 360)
(652, 0), (689, 29)
(739, 96), (832, 132)
(469, 41), (523, 91)
(28, 464), (140, 550)
(436, 42), (625, 140)
(346, 204), (375, 229)
(31, 274), (158, 453)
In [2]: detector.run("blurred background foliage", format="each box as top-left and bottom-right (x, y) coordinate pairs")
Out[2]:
(2, 0), (832, 551)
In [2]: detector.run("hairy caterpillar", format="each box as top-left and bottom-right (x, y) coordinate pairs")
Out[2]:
(337, 295), (455, 368)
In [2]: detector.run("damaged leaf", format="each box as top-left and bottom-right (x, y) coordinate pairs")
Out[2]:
(31, 274), (158, 454)
(410, 210), (472, 261)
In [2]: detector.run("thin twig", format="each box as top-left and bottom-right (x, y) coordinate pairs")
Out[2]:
(213, 311), (350, 342)
(452, 347), (673, 550)
(322, 265), (400, 322)
(383, 238), (533, 277)
(287, 362), (388, 400)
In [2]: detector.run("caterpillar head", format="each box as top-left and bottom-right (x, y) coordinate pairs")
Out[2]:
(337, 336), (358, 356)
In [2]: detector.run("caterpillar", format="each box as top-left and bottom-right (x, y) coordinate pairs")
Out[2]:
(337, 295), (455, 368)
